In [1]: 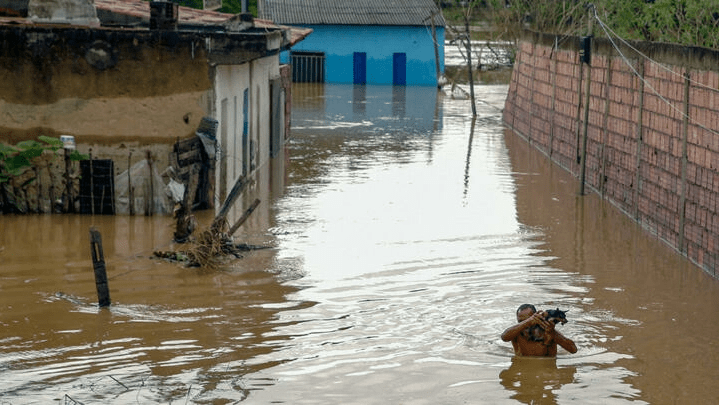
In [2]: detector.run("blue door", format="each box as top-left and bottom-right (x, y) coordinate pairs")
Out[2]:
(393, 53), (406, 85)
(242, 88), (249, 176)
(353, 52), (367, 84)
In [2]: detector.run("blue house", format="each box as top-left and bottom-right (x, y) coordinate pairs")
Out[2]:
(258, 0), (445, 86)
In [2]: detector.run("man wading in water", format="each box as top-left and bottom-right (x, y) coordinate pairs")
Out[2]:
(501, 304), (577, 357)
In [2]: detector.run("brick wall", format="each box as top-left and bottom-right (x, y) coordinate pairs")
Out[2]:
(504, 31), (719, 277)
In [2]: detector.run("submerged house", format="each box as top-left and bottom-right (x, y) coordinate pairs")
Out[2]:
(258, 0), (445, 86)
(0, 0), (311, 215)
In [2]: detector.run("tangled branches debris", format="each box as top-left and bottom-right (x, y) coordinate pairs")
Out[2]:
(158, 167), (265, 268)
(154, 221), (268, 269)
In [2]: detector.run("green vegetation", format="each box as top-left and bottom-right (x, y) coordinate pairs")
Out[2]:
(443, 0), (719, 50)
(0, 137), (86, 184)
(599, 0), (719, 49)
(177, 0), (719, 49)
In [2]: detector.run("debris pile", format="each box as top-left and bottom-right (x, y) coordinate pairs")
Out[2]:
(155, 166), (264, 268)
(154, 221), (264, 268)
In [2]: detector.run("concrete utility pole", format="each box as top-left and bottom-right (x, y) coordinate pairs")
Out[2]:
(578, 4), (594, 195)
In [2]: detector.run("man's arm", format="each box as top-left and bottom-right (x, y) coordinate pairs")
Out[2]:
(542, 321), (577, 354)
(553, 330), (577, 353)
(501, 312), (551, 342)
(500, 321), (526, 342)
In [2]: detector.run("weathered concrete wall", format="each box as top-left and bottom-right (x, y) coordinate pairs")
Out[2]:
(503, 31), (719, 277)
(280, 64), (292, 140)
(27, 0), (99, 26)
(212, 55), (281, 203)
(250, 55), (276, 171)
(0, 25), (214, 146)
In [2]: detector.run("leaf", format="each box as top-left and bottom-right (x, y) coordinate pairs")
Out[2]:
(15, 140), (43, 151)
(5, 155), (31, 172)
(0, 143), (18, 157)
(38, 136), (63, 149)
(69, 150), (89, 161)
(18, 146), (44, 160)
(13, 140), (45, 161)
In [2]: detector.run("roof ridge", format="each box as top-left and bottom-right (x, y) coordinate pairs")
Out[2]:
(257, 0), (446, 27)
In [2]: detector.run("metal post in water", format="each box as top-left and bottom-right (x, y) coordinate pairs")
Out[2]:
(89, 228), (111, 307)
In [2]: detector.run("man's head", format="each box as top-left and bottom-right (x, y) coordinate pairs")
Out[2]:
(516, 304), (536, 322)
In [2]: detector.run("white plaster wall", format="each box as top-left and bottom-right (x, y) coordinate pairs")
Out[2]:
(213, 54), (280, 207)
(214, 63), (247, 204)
(250, 55), (280, 171)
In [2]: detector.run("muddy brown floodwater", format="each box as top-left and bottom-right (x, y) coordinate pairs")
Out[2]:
(2, 83), (719, 404)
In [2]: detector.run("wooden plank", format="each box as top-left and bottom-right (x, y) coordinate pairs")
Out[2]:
(211, 175), (247, 232)
(175, 136), (202, 155)
(89, 228), (111, 307)
(177, 149), (202, 166)
(228, 198), (260, 236)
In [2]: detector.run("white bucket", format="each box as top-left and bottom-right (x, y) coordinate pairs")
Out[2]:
(60, 135), (76, 150)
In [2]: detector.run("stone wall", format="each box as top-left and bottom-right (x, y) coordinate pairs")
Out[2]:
(503, 31), (719, 277)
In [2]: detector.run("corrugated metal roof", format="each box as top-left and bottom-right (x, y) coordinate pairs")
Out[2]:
(258, 0), (445, 27)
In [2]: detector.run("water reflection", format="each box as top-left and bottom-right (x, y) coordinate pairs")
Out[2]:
(499, 357), (576, 405)
(352, 84), (366, 115)
(392, 85), (406, 117)
(293, 83), (441, 135)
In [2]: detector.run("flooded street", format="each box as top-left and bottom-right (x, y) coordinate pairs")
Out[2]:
(2, 83), (719, 404)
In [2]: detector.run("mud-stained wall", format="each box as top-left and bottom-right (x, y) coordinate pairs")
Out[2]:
(0, 25), (214, 145)
(503, 31), (719, 277)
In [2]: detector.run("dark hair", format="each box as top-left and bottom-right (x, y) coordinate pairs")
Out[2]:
(516, 304), (536, 315)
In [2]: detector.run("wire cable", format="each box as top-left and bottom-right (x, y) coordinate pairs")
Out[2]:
(593, 8), (719, 94)
(592, 7), (719, 138)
